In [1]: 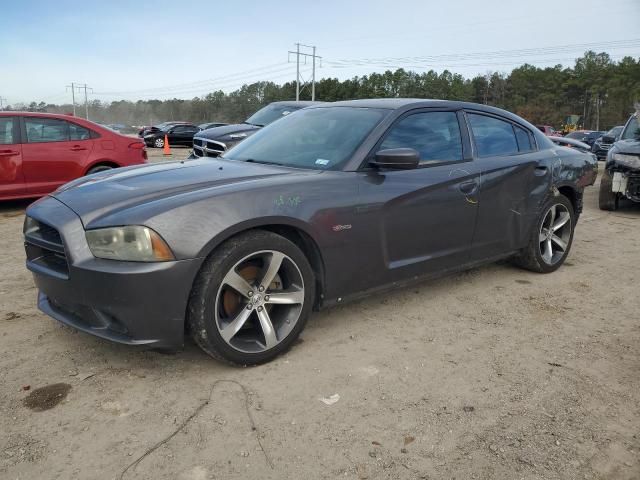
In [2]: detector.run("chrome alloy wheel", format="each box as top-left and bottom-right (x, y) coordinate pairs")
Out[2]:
(538, 203), (572, 265)
(214, 250), (305, 353)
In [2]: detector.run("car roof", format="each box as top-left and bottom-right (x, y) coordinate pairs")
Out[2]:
(269, 101), (322, 107)
(307, 98), (533, 123)
(0, 111), (83, 119)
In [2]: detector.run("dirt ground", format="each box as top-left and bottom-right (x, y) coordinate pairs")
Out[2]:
(1, 158), (638, 480)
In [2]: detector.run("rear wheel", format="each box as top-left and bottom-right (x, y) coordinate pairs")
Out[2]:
(188, 230), (315, 365)
(598, 170), (619, 211)
(87, 164), (113, 175)
(513, 194), (575, 273)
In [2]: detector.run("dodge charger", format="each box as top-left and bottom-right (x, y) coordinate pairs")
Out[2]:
(24, 99), (597, 365)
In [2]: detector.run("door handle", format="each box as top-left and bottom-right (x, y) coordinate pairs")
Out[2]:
(459, 180), (478, 195)
(534, 166), (548, 176)
(70, 146), (88, 151)
(0, 149), (18, 156)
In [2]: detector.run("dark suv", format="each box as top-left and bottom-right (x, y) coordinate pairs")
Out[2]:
(592, 125), (624, 160)
(190, 101), (320, 158)
(599, 113), (640, 210)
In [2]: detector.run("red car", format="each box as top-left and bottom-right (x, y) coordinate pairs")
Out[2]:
(0, 112), (147, 201)
(536, 125), (561, 137)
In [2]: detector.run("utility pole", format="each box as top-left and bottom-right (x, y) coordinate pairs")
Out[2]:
(595, 92), (600, 131)
(66, 83), (93, 119)
(66, 82), (76, 115)
(288, 43), (321, 101)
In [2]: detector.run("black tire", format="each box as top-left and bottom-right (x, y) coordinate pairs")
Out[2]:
(87, 165), (114, 175)
(513, 194), (575, 273)
(187, 230), (315, 365)
(598, 170), (619, 211)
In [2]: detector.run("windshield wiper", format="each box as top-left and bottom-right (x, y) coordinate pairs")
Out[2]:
(244, 159), (283, 166)
(242, 121), (263, 127)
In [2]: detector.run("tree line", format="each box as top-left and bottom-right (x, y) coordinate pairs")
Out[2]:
(7, 51), (639, 131)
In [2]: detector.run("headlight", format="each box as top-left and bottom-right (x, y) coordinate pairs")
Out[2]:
(85, 226), (174, 262)
(611, 153), (640, 169)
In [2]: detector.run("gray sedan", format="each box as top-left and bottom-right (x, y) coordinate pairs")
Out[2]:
(24, 99), (597, 365)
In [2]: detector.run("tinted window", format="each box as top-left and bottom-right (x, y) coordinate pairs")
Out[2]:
(25, 118), (69, 143)
(69, 122), (91, 141)
(224, 107), (387, 170)
(514, 125), (534, 152)
(379, 111), (463, 165)
(468, 114), (518, 156)
(0, 117), (15, 144)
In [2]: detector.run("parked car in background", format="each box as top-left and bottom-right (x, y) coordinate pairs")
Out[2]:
(198, 122), (228, 131)
(24, 99), (597, 365)
(536, 125), (561, 136)
(592, 125), (624, 160)
(107, 123), (126, 132)
(565, 130), (604, 147)
(0, 112), (146, 200)
(191, 101), (320, 158)
(138, 121), (191, 138)
(548, 135), (593, 154)
(143, 123), (200, 148)
(599, 113), (640, 210)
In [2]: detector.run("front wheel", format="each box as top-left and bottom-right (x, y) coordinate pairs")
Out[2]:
(598, 170), (619, 211)
(513, 194), (575, 273)
(153, 137), (164, 148)
(188, 230), (315, 365)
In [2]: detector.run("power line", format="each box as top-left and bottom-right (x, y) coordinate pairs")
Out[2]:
(324, 39), (640, 67)
(92, 66), (300, 99)
(93, 63), (291, 96)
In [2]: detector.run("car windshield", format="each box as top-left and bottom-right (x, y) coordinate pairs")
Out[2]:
(621, 116), (639, 141)
(606, 126), (623, 137)
(244, 104), (305, 127)
(223, 106), (388, 170)
(566, 132), (587, 139)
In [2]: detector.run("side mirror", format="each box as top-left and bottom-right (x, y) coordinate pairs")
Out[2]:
(370, 148), (420, 170)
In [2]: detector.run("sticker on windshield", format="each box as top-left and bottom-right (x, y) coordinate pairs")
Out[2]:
(315, 159), (330, 166)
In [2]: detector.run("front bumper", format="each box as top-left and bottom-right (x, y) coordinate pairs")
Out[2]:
(25, 197), (202, 348)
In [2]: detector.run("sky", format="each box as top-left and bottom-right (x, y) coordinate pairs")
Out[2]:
(1, 0), (639, 105)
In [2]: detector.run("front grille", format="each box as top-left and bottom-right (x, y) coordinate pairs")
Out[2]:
(24, 218), (69, 277)
(192, 139), (225, 158)
(206, 141), (225, 152)
(627, 175), (640, 202)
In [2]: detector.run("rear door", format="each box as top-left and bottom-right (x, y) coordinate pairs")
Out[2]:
(21, 117), (93, 195)
(0, 116), (25, 198)
(465, 111), (551, 261)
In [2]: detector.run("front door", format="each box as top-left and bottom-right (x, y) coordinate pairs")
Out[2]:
(21, 116), (93, 195)
(0, 116), (25, 198)
(169, 125), (199, 146)
(356, 110), (480, 287)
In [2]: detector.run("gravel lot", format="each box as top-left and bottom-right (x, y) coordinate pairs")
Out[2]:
(1, 157), (638, 480)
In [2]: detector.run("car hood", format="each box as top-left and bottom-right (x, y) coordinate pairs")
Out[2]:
(52, 158), (304, 227)
(194, 123), (260, 140)
(614, 138), (640, 154)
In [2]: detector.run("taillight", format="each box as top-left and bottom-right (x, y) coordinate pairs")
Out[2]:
(128, 142), (147, 161)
